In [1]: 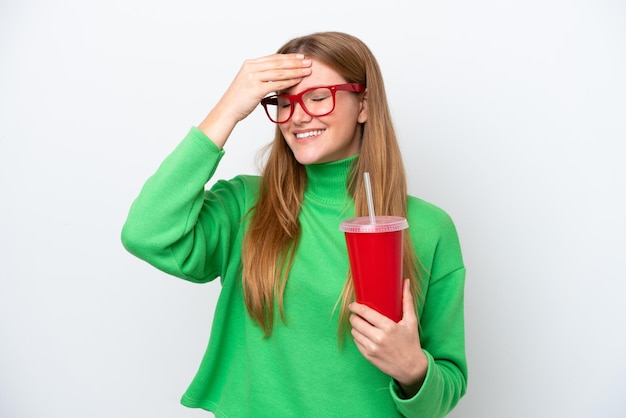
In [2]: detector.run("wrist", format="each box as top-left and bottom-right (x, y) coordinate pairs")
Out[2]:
(395, 353), (428, 398)
(197, 104), (239, 149)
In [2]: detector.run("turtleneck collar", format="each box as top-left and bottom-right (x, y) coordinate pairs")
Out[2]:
(304, 155), (357, 205)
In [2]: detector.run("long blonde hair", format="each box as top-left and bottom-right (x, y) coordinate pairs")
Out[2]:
(241, 31), (420, 337)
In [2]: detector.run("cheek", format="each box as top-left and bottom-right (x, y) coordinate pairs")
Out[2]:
(339, 100), (364, 125)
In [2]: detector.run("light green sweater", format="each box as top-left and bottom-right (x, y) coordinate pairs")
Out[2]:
(121, 127), (467, 417)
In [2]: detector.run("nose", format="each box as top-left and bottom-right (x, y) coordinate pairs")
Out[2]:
(290, 101), (312, 123)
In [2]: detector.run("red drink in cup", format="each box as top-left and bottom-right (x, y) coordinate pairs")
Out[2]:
(340, 216), (409, 322)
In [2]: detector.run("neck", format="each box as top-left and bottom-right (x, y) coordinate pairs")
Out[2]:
(304, 155), (357, 205)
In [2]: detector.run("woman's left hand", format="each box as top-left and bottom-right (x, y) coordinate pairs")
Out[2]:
(349, 279), (428, 397)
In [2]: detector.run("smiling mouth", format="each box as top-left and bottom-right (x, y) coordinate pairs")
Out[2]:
(295, 129), (325, 140)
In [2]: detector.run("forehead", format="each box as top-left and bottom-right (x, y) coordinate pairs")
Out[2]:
(286, 59), (346, 94)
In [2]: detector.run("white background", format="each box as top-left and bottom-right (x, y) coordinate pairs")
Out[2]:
(1, 1), (625, 417)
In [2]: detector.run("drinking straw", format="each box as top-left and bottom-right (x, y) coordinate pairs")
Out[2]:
(364, 172), (376, 224)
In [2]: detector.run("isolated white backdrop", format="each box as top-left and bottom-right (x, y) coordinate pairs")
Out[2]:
(1, 1), (625, 417)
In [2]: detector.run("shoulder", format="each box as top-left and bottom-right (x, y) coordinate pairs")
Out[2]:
(405, 195), (462, 250)
(206, 174), (262, 206)
(406, 195), (455, 231)
(230, 174), (262, 190)
(209, 174), (261, 192)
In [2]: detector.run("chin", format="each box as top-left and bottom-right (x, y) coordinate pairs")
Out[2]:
(293, 155), (324, 165)
(289, 148), (322, 165)
(292, 149), (350, 165)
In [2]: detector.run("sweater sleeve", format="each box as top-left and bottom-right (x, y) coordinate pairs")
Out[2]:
(391, 215), (468, 417)
(121, 127), (252, 283)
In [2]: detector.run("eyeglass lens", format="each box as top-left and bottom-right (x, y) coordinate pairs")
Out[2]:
(267, 87), (335, 123)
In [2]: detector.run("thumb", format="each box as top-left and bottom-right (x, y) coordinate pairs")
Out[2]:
(402, 278), (416, 320)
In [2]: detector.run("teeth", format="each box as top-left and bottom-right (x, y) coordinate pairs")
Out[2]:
(296, 130), (324, 139)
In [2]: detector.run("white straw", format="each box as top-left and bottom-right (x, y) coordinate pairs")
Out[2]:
(364, 172), (376, 224)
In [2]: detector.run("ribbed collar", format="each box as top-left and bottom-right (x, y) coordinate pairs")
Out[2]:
(304, 155), (357, 205)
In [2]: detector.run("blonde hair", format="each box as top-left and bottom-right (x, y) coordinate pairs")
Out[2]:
(241, 31), (420, 338)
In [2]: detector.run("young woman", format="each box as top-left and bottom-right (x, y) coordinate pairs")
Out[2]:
(122, 31), (467, 417)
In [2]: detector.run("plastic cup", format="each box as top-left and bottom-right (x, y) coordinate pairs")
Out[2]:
(339, 216), (409, 322)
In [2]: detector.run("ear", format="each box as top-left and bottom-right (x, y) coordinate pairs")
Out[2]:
(357, 89), (368, 123)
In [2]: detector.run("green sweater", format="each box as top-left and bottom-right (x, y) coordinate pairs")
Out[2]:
(121, 127), (467, 417)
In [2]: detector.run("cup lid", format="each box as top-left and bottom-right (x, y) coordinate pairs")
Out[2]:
(339, 216), (409, 233)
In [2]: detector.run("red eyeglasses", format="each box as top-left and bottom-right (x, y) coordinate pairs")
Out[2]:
(260, 83), (365, 124)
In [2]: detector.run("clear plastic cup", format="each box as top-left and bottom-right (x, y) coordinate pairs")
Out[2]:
(339, 216), (409, 322)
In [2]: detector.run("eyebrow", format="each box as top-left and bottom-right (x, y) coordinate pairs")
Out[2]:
(276, 85), (332, 96)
